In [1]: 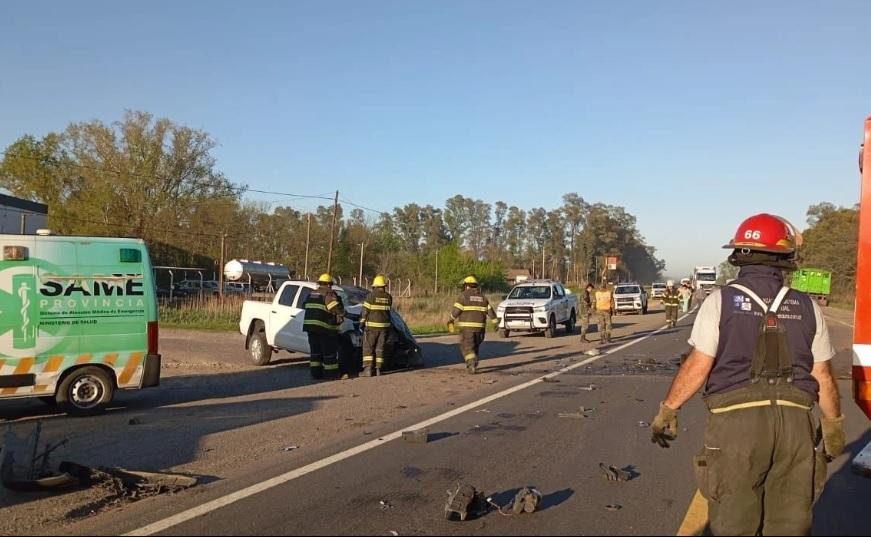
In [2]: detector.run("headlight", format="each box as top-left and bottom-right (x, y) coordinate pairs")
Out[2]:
(534, 306), (547, 312)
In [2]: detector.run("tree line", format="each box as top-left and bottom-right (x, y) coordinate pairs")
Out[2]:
(0, 111), (665, 291)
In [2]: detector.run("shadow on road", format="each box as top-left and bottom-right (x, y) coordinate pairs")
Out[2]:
(813, 425), (871, 536)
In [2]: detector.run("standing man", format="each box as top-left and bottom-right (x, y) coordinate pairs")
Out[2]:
(663, 280), (681, 328)
(361, 274), (393, 377)
(303, 273), (346, 380)
(594, 281), (614, 344)
(449, 276), (497, 374)
(580, 282), (595, 343)
(649, 214), (845, 536)
(679, 282), (693, 314)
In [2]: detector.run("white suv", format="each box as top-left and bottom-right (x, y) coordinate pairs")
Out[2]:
(613, 284), (649, 315)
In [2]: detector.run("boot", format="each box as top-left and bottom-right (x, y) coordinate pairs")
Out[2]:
(467, 361), (477, 375)
(311, 367), (324, 380)
(362, 364), (373, 378)
(375, 367), (382, 377)
(581, 333), (591, 343)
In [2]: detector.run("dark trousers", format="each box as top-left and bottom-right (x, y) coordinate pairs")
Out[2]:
(459, 330), (485, 364)
(665, 305), (679, 324)
(363, 329), (388, 369)
(307, 332), (338, 379)
(699, 387), (824, 536)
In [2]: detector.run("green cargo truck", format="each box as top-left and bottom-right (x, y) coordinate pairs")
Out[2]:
(0, 232), (161, 415)
(791, 268), (832, 306)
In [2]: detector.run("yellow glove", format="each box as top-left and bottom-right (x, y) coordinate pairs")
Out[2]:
(447, 320), (455, 334)
(651, 402), (678, 448)
(821, 415), (846, 460)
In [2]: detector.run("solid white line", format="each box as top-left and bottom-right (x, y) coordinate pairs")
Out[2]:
(126, 313), (694, 536)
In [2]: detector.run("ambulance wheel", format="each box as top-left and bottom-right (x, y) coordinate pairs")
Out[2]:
(56, 367), (115, 417)
(249, 322), (273, 366)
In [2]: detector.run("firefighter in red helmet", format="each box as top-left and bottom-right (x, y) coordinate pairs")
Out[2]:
(650, 213), (845, 535)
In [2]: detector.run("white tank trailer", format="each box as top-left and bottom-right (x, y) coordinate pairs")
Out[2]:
(223, 259), (291, 291)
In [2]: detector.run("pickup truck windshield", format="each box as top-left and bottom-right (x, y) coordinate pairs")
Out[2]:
(509, 286), (552, 300)
(615, 286), (641, 294)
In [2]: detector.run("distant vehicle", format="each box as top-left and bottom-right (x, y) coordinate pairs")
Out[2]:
(238, 281), (422, 370)
(650, 282), (667, 299)
(692, 266), (718, 295)
(496, 280), (578, 338)
(791, 268), (832, 306)
(224, 282), (252, 295)
(0, 232), (161, 415)
(177, 280), (220, 297)
(613, 283), (649, 315)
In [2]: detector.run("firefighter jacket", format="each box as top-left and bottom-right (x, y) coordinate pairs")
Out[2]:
(451, 289), (497, 333)
(663, 287), (681, 307)
(303, 285), (345, 333)
(362, 288), (393, 330)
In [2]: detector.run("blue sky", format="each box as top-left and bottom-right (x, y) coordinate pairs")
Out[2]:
(1, 1), (868, 277)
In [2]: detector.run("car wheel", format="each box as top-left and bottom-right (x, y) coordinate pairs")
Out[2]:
(56, 366), (115, 417)
(564, 311), (576, 334)
(545, 315), (557, 338)
(249, 322), (273, 366)
(501, 329), (511, 338)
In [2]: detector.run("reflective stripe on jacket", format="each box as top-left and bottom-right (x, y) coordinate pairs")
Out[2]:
(362, 288), (393, 330)
(451, 290), (496, 332)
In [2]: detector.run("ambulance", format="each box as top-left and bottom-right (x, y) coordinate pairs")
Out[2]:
(0, 231), (160, 415)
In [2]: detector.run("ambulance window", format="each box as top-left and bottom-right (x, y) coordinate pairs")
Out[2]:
(278, 285), (300, 307)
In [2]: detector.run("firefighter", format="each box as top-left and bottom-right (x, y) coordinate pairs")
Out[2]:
(594, 281), (614, 344)
(580, 282), (595, 343)
(361, 274), (393, 377)
(662, 280), (681, 328)
(302, 273), (346, 380)
(449, 276), (497, 374)
(650, 214), (845, 536)
(679, 282), (693, 313)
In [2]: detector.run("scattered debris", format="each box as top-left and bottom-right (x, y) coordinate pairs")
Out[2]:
(558, 406), (595, 419)
(60, 462), (198, 499)
(280, 445), (300, 452)
(578, 384), (598, 391)
(475, 409), (492, 414)
(542, 377), (560, 383)
(638, 421), (650, 428)
(401, 428), (430, 444)
(482, 379), (498, 385)
(444, 482), (488, 521)
(584, 349), (601, 356)
(388, 531), (399, 536)
(379, 500), (395, 510)
(605, 504), (623, 512)
(510, 487), (542, 515)
(599, 463), (635, 482)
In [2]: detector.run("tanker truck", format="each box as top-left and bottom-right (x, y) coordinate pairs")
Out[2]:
(224, 259), (291, 293)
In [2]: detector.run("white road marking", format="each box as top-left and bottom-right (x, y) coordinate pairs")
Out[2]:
(126, 312), (695, 536)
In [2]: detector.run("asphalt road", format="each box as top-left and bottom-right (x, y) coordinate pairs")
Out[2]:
(55, 306), (871, 536)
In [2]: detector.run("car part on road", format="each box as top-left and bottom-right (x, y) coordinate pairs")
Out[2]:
(1, 422), (74, 492)
(599, 463), (633, 482)
(401, 428), (430, 444)
(605, 504), (623, 512)
(445, 482), (488, 521)
(59, 461), (198, 499)
(280, 445), (299, 452)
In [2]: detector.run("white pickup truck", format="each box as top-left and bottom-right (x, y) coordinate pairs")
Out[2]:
(239, 281), (363, 366)
(239, 280), (422, 369)
(495, 280), (578, 338)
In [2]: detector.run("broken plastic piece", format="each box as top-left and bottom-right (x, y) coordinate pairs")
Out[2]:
(402, 428), (430, 444)
(281, 445), (300, 452)
(510, 487), (542, 515)
(445, 483), (487, 521)
(599, 463), (632, 482)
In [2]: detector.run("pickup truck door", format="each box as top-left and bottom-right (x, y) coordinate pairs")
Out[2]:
(552, 285), (566, 322)
(273, 284), (305, 351)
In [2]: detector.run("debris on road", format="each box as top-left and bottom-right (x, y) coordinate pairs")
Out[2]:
(584, 349), (601, 356)
(558, 406), (595, 419)
(542, 377), (560, 383)
(379, 500), (395, 510)
(280, 445), (300, 452)
(475, 409), (492, 414)
(578, 384), (598, 391)
(599, 463), (635, 482)
(401, 428), (430, 444)
(59, 461), (198, 499)
(510, 487), (542, 515)
(482, 379), (498, 385)
(445, 482), (488, 521)
(605, 504), (623, 512)
(638, 421), (650, 428)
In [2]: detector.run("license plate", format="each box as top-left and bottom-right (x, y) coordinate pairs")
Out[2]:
(350, 333), (363, 347)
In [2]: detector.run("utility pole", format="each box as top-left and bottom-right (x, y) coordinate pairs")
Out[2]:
(542, 246), (546, 280)
(219, 233), (226, 299)
(326, 191), (339, 274)
(358, 242), (365, 286)
(20, 214), (26, 234)
(304, 213), (311, 280)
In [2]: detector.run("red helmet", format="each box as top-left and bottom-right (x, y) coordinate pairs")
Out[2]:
(724, 213), (800, 254)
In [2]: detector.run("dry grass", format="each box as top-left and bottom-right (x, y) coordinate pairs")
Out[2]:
(393, 293), (504, 334)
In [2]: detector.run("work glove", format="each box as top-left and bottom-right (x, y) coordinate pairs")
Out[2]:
(651, 402), (678, 448)
(447, 320), (455, 334)
(821, 415), (846, 460)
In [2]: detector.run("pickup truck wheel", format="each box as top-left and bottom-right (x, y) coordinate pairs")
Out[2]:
(249, 324), (273, 366)
(56, 366), (115, 417)
(545, 315), (557, 338)
(564, 311), (576, 334)
(501, 329), (511, 338)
